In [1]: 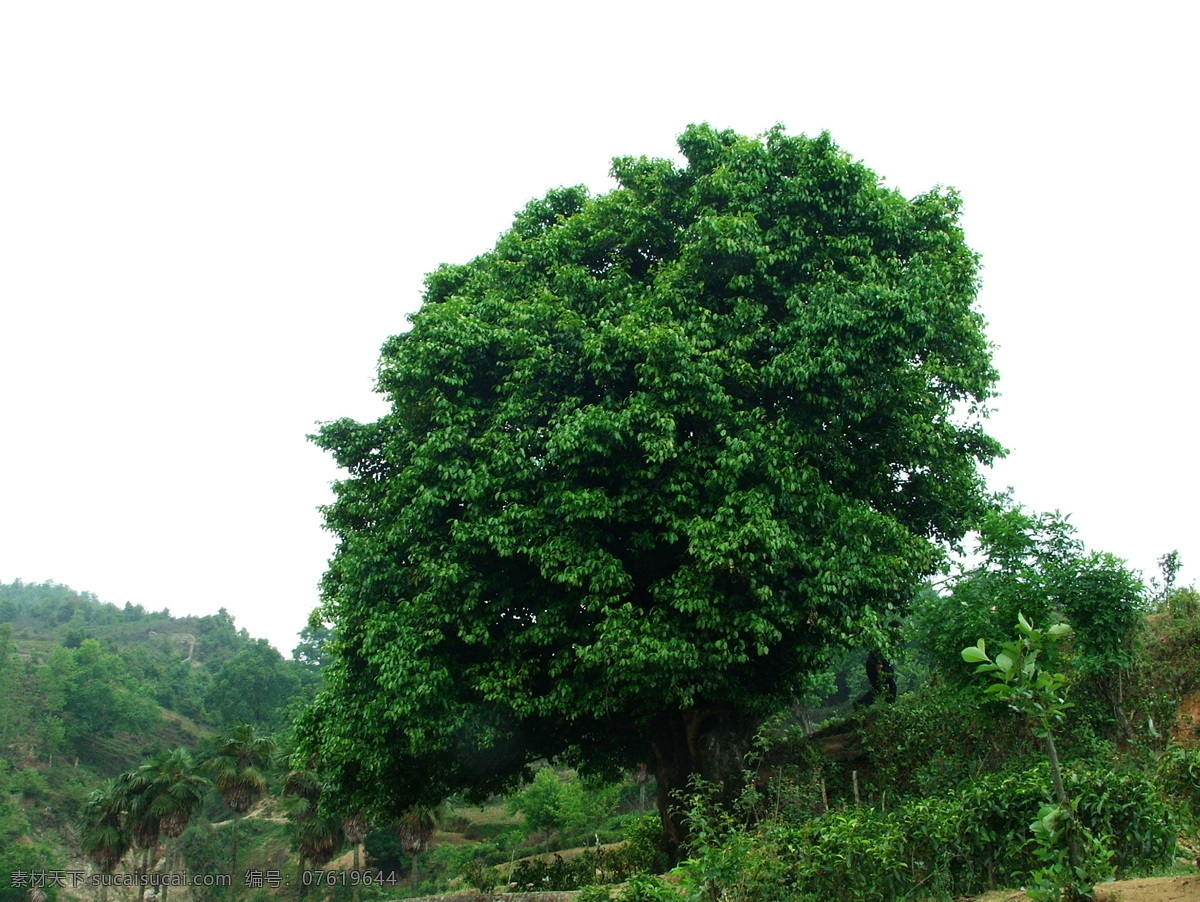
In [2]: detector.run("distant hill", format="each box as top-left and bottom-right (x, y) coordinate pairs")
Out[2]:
(0, 578), (324, 892)
(1, 578), (321, 766)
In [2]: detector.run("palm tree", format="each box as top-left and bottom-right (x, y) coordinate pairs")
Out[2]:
(79, 779), (131, 902)
(124, 749), (210, 902)
(341, 812), (368, 876)
(396, 806), (439, 889)
(282, 767), (354, 899)
(205, 724), (276, 902)
(282, 768), (323, 899)
(282, 768), (321, 820)
(296, 816), (344, 876)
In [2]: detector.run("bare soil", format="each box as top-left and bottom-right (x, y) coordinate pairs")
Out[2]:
(1172, 689), (1200, 747)
(969, 875), (1200, 902)
(1093, 875), (1200, 901)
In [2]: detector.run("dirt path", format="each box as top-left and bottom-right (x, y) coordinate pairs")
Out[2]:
(1093, 875), (1200, 901)
(973, 875), (1200, 902)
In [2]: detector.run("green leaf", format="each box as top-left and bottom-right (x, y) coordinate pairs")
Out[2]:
(961, 646), (989, 664)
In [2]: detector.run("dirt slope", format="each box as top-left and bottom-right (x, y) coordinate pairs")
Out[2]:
(974, 875), (1200, 902)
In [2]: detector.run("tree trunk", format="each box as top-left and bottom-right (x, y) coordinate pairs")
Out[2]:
(137, 846), (154, 902)
(352, 846), (360, 902)
(647, 705), (758, 864)
(228, 814), (241, 902)
(1042, 727), (1082, 880)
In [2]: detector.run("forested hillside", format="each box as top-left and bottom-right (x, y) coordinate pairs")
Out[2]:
(0, 579), (322, 894)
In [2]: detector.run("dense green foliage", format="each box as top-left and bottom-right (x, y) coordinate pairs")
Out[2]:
(1157, 744), (1200, 831)
(506, 765), (624, 842)
(0, 758), (58, 902)
(916, 508), (1146, 685)
(666, 761), (1176, 902)
(204, 640), (303, 730)
(299, 124), (1003, 856)
(3, 566), (1199, 902)
(0, 581), (320, 767)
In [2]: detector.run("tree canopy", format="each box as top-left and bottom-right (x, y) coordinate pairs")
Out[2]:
(297, 124), (1003, 854)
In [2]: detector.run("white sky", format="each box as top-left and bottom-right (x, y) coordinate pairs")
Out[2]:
(2, 2), (1196, 655)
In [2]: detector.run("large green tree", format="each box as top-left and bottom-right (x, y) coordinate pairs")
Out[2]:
(298, 124), (1003, 856)
(204, 638), (302, 728)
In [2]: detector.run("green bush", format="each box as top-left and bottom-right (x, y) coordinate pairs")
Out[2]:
(676, 782), (797, 902)
(0, 844), (58, 902)
(363, 825), (408, 872)
(618, 813), (669, 874)
(575, 875), (677, 902)
(859, 682), (1033, 797)
(784, 809), (911, 902)
(505, 843), (653, 893)
(1067, 766), (1176, 875)
(178, 821), (230, 902)
(1157, 744), (1200, 831)
(673, 760), (1175, 902)
(614, 872), (679, 901)
(506, 766), (627, 849)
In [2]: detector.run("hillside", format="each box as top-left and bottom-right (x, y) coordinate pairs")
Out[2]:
(0, 579), (322, 895)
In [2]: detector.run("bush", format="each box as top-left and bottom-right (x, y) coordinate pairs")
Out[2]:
(618, 813), (669, 874)
(676, 782), (797, 902)
(0, 843), (58, 902)
(1157, 744), (1200, 831)
(858, 682), (1034, 797)
(506, 766), (625, 847)
(614, 873), (679, 901)
(178, 821), (230, 902)
(1067, 765), (1176, 875)
(673, 761), (1175, 902)
(573, 875), (679, 902)
(363, 825), (410, 873)
(507, 846), (644, 892)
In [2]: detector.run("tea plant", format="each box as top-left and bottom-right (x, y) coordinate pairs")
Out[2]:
(963, 615), (1109, 900)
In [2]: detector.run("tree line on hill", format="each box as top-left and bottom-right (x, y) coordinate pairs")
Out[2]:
(0, 580), (329, 895)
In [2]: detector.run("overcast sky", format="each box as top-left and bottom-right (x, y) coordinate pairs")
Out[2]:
(2, 2), (1195, 654)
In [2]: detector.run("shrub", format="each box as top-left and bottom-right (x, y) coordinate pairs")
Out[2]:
(618, 813), (669, 874)
(858, 682), (1033, 797)
(506, 766), (626, 847)
(579, 874), (679, 902)
(362, 825), (410, 872)
(615, 873), (679, 901)
(1067, 766), (1176, 875)
(1157, 744), (1200, 831)
(673, 760), (1174, 902)
(507, 846), (645, 892)
(675, 781), (798, 902)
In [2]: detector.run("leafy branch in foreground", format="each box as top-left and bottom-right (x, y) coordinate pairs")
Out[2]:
(963, 615), (1111, 901)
